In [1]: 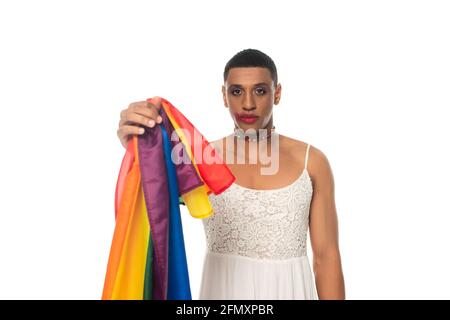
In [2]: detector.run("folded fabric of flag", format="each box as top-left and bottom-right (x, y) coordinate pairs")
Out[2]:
(102, 97), (235, 300)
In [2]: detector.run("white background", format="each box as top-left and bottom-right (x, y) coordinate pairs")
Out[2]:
(0, 0), (449, 299)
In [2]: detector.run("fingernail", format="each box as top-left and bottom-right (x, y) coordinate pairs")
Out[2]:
(139, 128), (145, 134)
(156, 116), (162, 123)
(148, 119), (155, 127)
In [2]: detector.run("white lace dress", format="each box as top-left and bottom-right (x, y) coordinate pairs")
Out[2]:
(199, 144), (318, 300)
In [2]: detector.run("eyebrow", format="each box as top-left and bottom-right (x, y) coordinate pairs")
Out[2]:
(228, 82), (270, 88)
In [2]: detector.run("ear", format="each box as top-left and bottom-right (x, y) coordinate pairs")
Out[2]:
(222, 85), (228, 108)
(274, 83), (282, 105)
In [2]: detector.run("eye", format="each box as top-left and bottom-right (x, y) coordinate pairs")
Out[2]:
(231, 88), (242, 96)
(255, 87), (266, 95)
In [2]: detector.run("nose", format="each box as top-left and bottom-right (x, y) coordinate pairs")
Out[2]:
(243, 92), (256, 111)
(243, 105), (256, 112)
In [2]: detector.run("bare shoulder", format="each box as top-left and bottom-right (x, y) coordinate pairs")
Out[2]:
(280, 135), (333, 183)
(279, 134), (309, 160)
(308, 143), (334, 190)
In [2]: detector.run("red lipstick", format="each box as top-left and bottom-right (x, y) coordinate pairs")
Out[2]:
(236, 113), (259, 124)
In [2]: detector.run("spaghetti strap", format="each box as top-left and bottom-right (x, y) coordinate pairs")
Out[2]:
(304, 144), (311, 171)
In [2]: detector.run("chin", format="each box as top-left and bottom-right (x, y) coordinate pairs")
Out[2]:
(236, 125), (259, 132)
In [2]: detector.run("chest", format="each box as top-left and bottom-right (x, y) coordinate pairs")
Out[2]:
(224, 150), (304, 190)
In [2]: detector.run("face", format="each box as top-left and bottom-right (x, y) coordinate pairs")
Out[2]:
(222, 67), (282, 131)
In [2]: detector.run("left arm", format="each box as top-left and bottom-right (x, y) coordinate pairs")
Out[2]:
(308, 146), (345, 299)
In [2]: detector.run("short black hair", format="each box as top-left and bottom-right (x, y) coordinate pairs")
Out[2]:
(223, 48), (278, 86)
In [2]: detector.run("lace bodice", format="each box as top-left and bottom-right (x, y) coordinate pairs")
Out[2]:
(202, 163), (313, 260)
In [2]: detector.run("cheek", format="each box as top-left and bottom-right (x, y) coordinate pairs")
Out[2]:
(225, 94), (237, 107)
(261, 107), (273, 120)
(255, 95), (273, 109)
(226, 100), (240, 113)
(227, 106), (238, 120)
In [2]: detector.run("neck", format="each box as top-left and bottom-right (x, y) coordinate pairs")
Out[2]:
(233, 122), (276, 144)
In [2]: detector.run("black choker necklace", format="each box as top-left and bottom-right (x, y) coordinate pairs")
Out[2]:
(233, 126), (276, 142)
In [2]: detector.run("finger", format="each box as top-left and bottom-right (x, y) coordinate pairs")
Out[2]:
(147, 96), (162, 110)
(132, 102), (161, 123)
(128, 102), (153, 118)
(121, 112), (156, 128)
(147, 97), (163, 123)
(118, 125), (145, 138)
(121, 107), (158, 127)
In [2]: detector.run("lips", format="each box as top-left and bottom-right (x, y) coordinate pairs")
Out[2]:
(236, 113), (259, 124)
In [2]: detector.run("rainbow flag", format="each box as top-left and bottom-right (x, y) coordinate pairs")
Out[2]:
(102, 97), (235, 300)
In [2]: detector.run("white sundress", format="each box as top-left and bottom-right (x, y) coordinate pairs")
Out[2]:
(199, 143), (318, 300)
